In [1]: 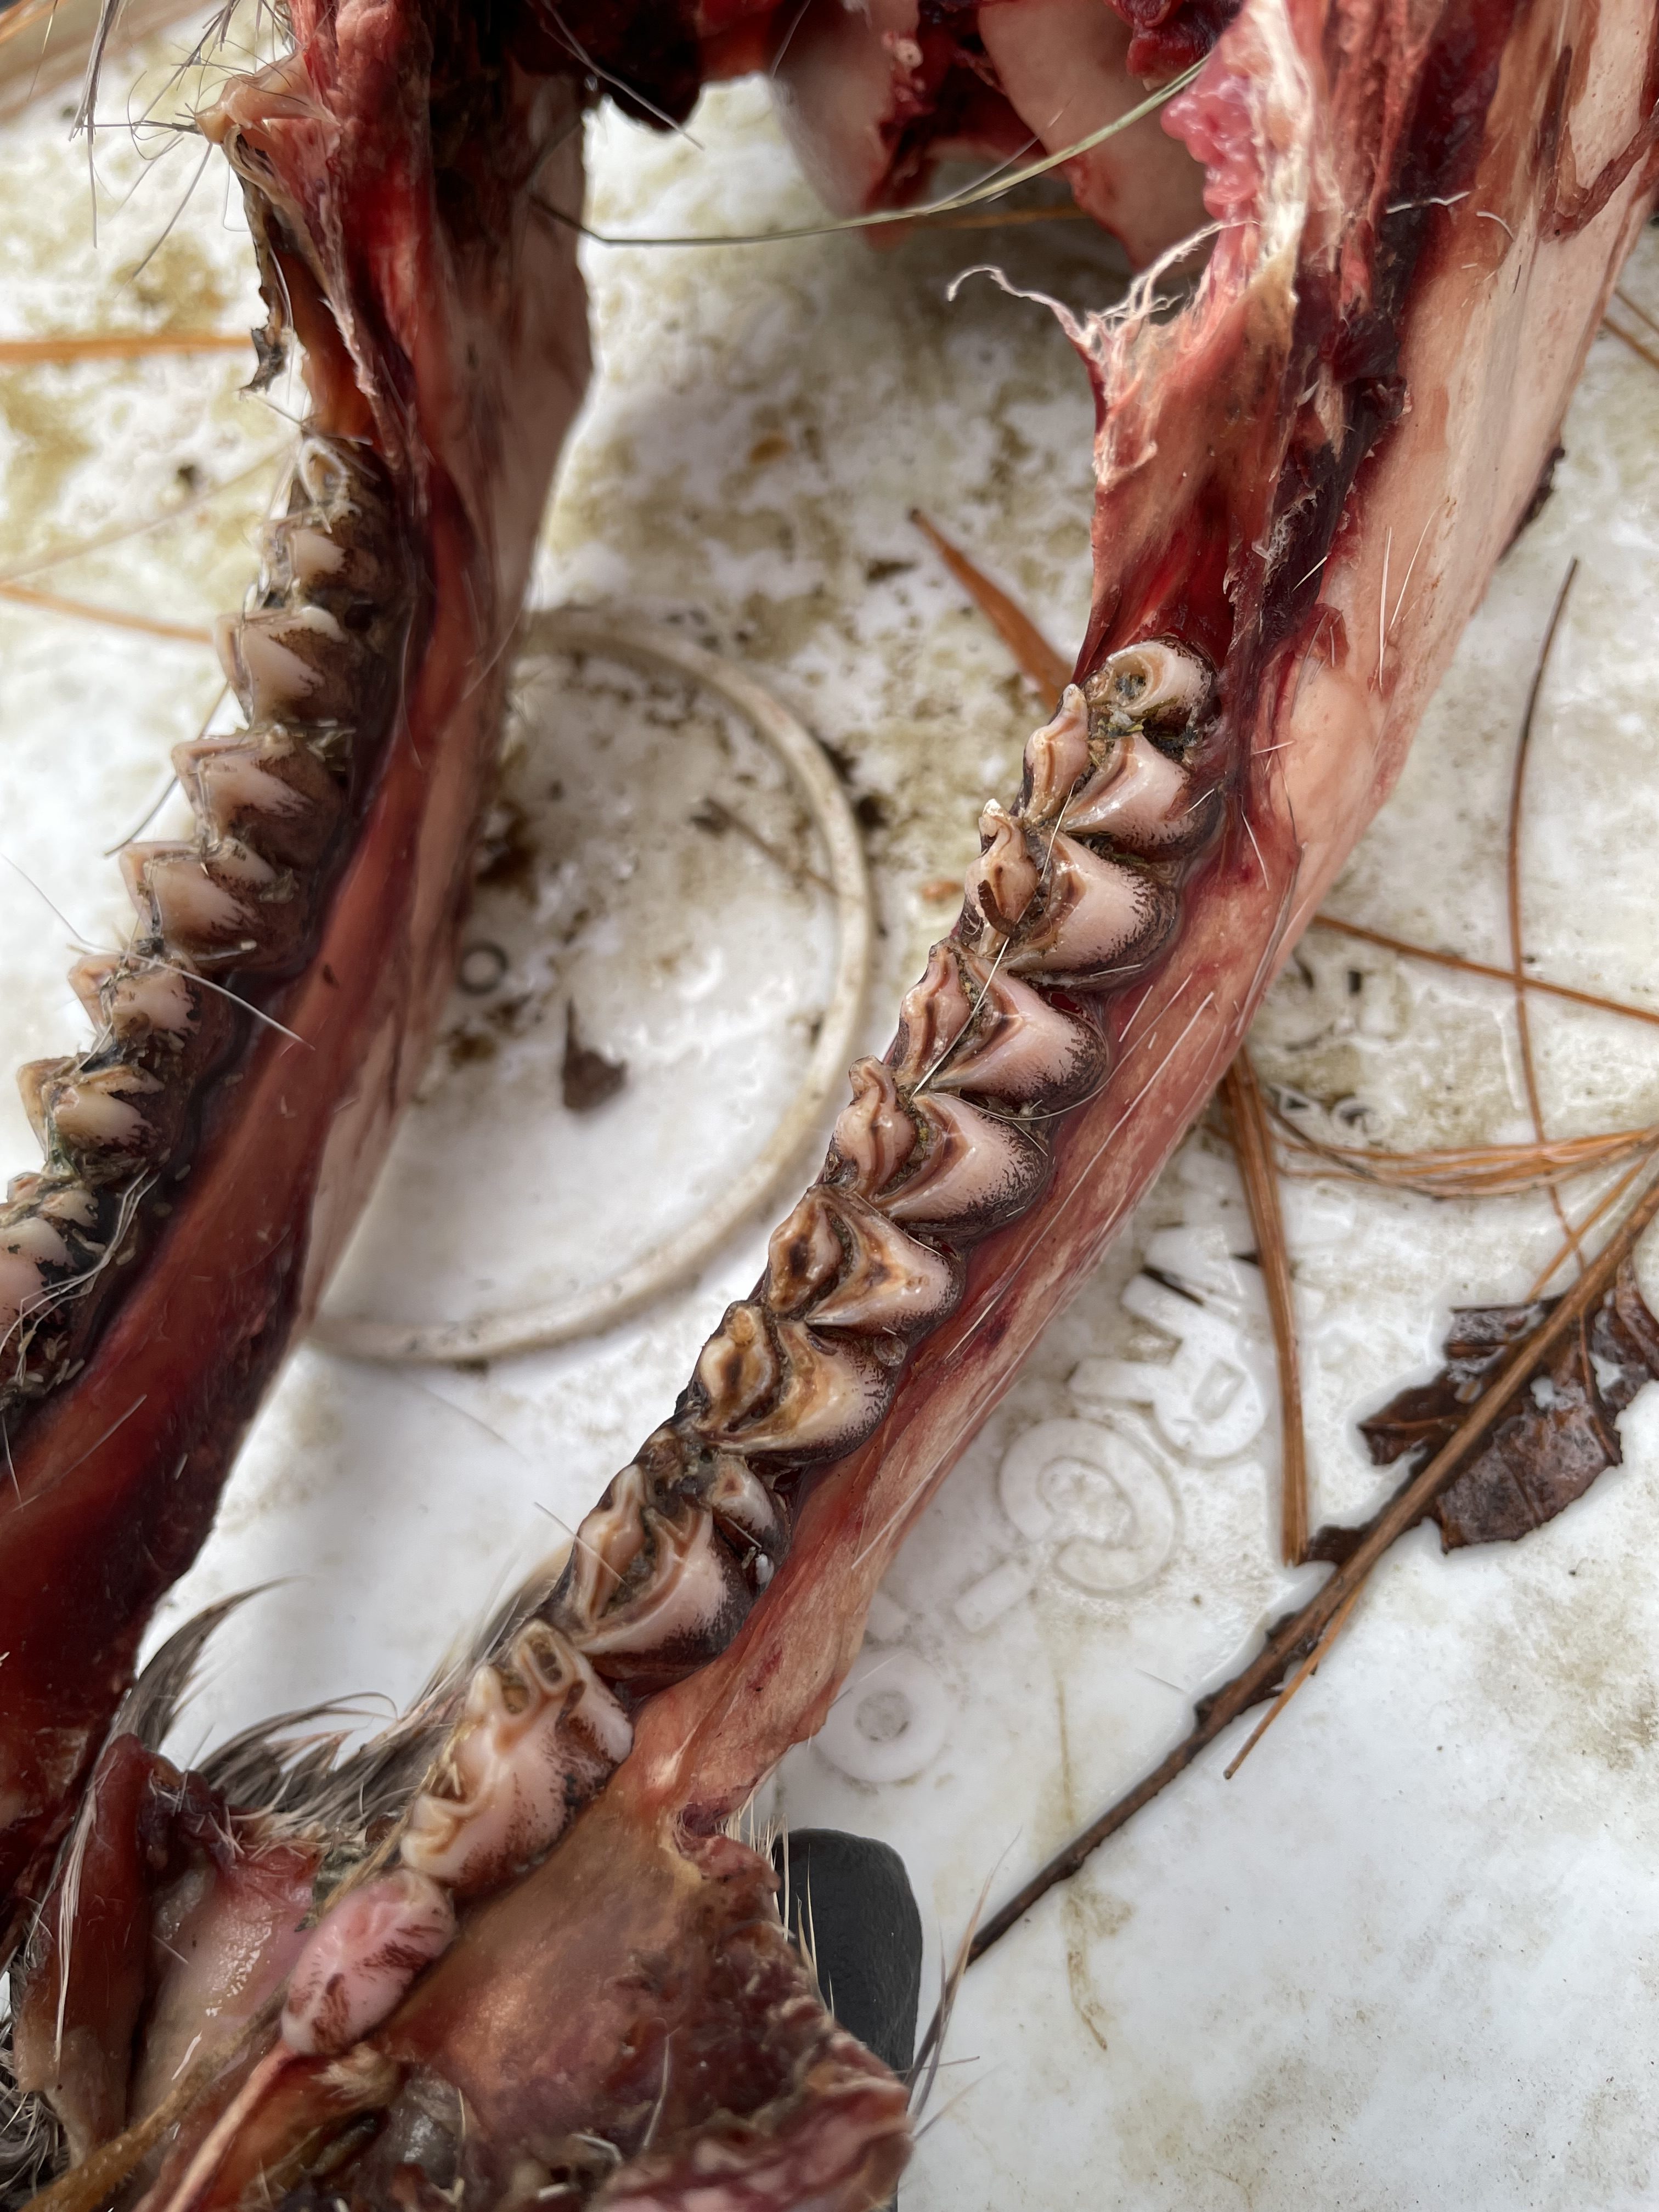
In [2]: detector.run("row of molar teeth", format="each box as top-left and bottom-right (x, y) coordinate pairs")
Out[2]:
(1, 438), (409, 1410)
(313, 639), (1221, 2053)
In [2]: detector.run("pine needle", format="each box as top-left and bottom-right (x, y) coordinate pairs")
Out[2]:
(1310, 914), (1659, 1030)
(910, 509), (1071, 699)
(0, 332), (246, 364)
(1268, 1112), (1659, 1200)
(1221, 1051), (1307, 1565)
(0, 579), (212, 644)
(1507, 560), (1581, 1263)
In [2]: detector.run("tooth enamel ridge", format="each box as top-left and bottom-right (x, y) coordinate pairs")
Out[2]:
(385, 635), (1220, 1937)
(0, 434), (413, 1416)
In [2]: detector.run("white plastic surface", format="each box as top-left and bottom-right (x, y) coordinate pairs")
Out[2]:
(4, 36), (1659, 2209)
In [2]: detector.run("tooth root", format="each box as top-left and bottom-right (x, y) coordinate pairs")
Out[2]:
(932, 954), (1108, 1108)
(692, 1308), (895, 1458)
(1022, 685), (1093, 820)
(174, 732), (343, 871)
(880, 1091), (1049, 1234)
(1063, 730), (1200, 850)
(400, 1624), (633, 1895)
(892, 942), (974, 1090)
(575, 1502), (751, 1679)
(966, 801), (1040, 936)
(830, 1059), (917, 1198)
(1003, 833), (1178, 985)
(764, 1189), (847, 1316)
(804, 1190), (961, 1336)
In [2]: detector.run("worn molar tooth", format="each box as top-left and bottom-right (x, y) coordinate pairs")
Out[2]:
(764, 1187), (848, 1316)
(121, 838), (302, 969)
(0, 1210), (72, 1337)
(828, 1059), (916, 1201)
(68, 953), (196, 1044)
(965, 801), (1041, 937)
(31, 1063), (166, 1177)
(218, 603), (366, 726)
(693, 1302), (784, 1440)
(931, 953), (1108, 1109)
(880, 1091), (1049, 1235)
(765, 1185), (960, 1336)
(559, 1460), (652, 1633)
(122, 839), (251, 952)
(693, 1305), (897, 1459)
(175, 729), (345, 872)
(280, 1870), (455, 2058)
(573, 1498), (751, 1682)
(1064, 730), (1212, 853)
(400, 1623), (632, 1896)
(1003, 833), (1178, 986)
(891, 942), (975, 1090)
(804, 1189), (962, 1336)
(34, 1182), (98, 1232)
(1084, 637), (1215, 736)
(1021, 685), (1093, 821)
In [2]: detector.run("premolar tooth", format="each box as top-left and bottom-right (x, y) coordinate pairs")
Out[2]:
(966, 802), (1040, 936)
(1084, 638), (1214, 735)
(1002, 833), (1177, 985)
(892, 943), (974, 1090)
(804, 1189), (961, 1336)
(400, 1623), (632, 1896)
(560, 1462), (651, 1632)
(573, 1500), (750, 1680)
(830, 1059), (916, 1198)
(1063, 730), (1204, 851)
(931, 953), (1107, 1108)
(1022, 686), (1092, 820)
(764, 1188), (847, 1315)
(693, 1306), (895, 1458)
(880, 1091), (1049, 1234)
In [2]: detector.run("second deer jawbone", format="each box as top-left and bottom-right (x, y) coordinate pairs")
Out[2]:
(0, 11), (592, 1943)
